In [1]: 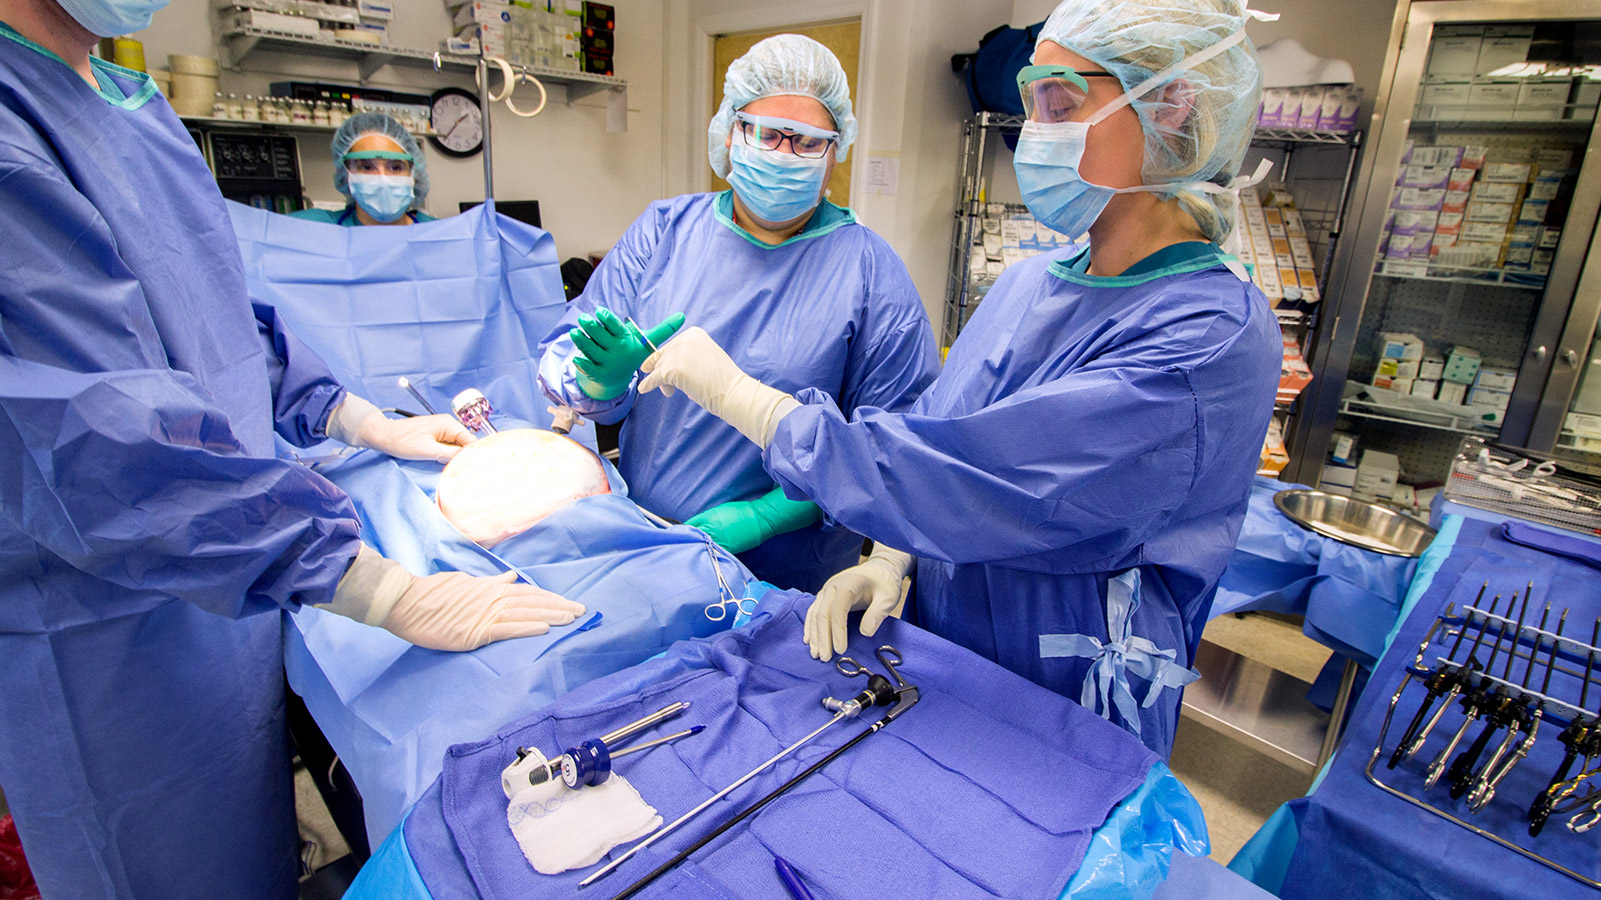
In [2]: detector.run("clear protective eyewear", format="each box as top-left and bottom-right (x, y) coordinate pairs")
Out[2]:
(733, 112), (839, 159)
(1016, 64), (1122, 124)
(343, 149), (413, 176)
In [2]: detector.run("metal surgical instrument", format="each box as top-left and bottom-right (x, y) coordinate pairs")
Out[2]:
(1467, 606), (1560, 811)
(1424, 591), (1516, 790)
(1531, 617), (1601, 836)
(397, 376), (438, 415)
(1448, 588), (1531, 798)
(1390, 592), (1488, 767)
(511, 702), (692, 791)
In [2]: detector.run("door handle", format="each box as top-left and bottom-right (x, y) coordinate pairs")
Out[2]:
(1563, 348), (1580, 367)
(1533, 345), (1547, 364)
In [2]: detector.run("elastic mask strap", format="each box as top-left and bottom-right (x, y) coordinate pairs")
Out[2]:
(1107, 157), (1273, 199)
(1085, 4), (1280, 127)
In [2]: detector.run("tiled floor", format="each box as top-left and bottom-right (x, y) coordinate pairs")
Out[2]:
(1169, 612), (1330, 862)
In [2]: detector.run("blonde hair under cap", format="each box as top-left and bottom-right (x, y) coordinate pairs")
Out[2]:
(1037, 0), (1266, 241)
(706, 34), (859, 178)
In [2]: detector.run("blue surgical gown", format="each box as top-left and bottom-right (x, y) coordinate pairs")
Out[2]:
(0, 25), (362, 899)
(538, 191), (939, 591)
(288, 205), (436, 225)
(764, 242), (1281, 756)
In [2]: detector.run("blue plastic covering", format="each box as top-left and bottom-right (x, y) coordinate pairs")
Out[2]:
(1212, 476), (1418, 667)
(411, 590), (1166, 899)
(538, 190), (940, 591)
(231, 200), (567, 436)
(1234, 517), (1601, 899)
(0, 27), (363, 899)
(1061, 762), (1209, 899)
(762, 245), (1280, 755)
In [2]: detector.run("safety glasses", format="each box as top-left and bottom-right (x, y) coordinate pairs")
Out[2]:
(343, 149), (413, 176)
(733, 112), (839, 159)
(1016, 64), (1121, 123)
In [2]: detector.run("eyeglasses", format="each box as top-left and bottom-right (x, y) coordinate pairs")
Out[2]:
(1016, 64), (1121, 124)
(734, 113), (838, 159)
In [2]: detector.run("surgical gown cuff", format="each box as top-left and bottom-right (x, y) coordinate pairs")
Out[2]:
(325, 393), (382, 447)
(536, 339), (634, 422)
(320, 544), (414, 626)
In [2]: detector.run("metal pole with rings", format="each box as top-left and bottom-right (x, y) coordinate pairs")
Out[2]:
(484, 56), (549, 118)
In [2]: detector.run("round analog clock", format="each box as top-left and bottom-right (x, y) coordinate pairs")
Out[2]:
(429, 87), (484, 158)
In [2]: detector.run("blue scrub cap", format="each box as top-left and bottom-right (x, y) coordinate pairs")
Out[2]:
(1036, 0), (1268, 241)
(331, 112), (430, 205)
(707, 34), (858, 179)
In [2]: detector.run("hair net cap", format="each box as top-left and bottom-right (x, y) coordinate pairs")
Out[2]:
(1035, 0), (1265, 241)
(332, 112), (430, 205)
(707, 34), (858, 179)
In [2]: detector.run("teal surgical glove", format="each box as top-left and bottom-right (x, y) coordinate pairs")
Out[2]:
(685, 484), (823, 554)
(570, 308), (686, 400)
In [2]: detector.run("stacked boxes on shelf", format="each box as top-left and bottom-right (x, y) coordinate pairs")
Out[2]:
(1256, 83), (1362, 133)
(218, 0), (390, 46)
(1365, 332), (1518, 426)
(1379, 140), (1572, 280)
(964, 203), (1088, 315)
(445, 0), (582, 70)
(580, 2), (615, 76)
(1236, 187), (1321, 307)
(1418, 23), (1601, 123)
(1279, 332), (1313, 405)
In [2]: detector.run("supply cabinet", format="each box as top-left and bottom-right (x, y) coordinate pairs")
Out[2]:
(1288, 0), (1601, 494)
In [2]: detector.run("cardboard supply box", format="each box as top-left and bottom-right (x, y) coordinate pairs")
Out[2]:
(1467, 80), (1521, 121)
(1354, 450), (1401, 501)
(1443, 346), (1482, 384)
(1476, 25), (1534, 76)
(1438, 381), (1468, 405)
(1427, 26), (1485, 77)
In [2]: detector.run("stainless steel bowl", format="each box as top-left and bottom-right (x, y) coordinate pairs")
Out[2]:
(1272, 489), (1437, 558)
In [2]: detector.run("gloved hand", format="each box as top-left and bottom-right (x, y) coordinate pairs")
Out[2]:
(686, 485), (823, 554)
(326, 394), (475, 463)
(638, 326), (802, 447)
(570, 308), (687, 400)
(320, 545), (587, 651)
(804, 544), (915, 662)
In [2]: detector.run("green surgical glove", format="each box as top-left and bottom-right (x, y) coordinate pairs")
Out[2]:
(685, 485), (824, 554)
(570, 308), (687, 400)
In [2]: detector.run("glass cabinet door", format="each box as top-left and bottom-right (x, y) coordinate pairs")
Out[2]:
(1297, 6), (1601, 503)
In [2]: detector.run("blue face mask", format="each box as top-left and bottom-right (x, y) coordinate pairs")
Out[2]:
(55, 0), (169, 38)
(347, 173), (415, 223)
(726, 141), (829, 226)
(1012, 120), (1122, 240)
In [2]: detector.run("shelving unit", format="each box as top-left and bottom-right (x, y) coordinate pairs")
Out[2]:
(180, 114), (435, 137)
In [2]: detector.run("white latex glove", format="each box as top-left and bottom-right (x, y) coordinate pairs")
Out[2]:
(320, 545), (586, 651)
(326, 393), (475, 463)
(804, 544), (915, 662)
(638, 327), (801, 448)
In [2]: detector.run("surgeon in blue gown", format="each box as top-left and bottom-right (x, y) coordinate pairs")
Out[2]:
(537, 34), (939, 593)
(0, 0), (586, 895)
(638, 0), (1281, 756)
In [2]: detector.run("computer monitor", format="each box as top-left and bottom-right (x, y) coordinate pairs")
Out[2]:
(459, 199), (541, 229)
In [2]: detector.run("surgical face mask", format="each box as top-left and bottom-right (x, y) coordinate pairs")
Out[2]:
(55, 0), (170, 39)
(347, 173), (415, 223)
(726, 140), (829, 226)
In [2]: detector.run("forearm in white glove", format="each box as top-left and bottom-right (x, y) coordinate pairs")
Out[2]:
(803, 543), (915, 662)
(637, 327), (801, 448)
(326, 394), (476, 463)
(319, 545), (586, 651)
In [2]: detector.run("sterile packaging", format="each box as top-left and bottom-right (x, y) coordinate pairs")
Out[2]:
(1419, 356), (1446, 381)
(1394, 359), (1421, 380)
(1503, 243), (1534, 266)
(1447, 167), (1476, 192)
(1390, 377), (1415, 395)
(358, 0), (393, 18)
(1316, 87), (1344, 131)
(1409, 231), (1436, 259)
(1400, 140), (1415, 164)
(1442, 241), (1503, 268)
(1412, 379), (1440, 399)
(1438, 381), (1468, 405)
(1441, 190), (1470, 215)
(1354, 450), (1401, 501)
(1330, 432), (1358, 466)
(1474, 366), (1518, 393)
(1470, 181), (1523, 204)
(1427, 26), (1484, 77)
(1483, 162), (1534, 183)
(1568, 412), (1601, 437)
(1574, 80), (1601, 119)
(1531, 248), (1555, 275)
(1401, 166), (1452, 189)
(1528, 175), (1564, 201)
(1390, 484), (1418, 510)
(230, 9), (322, 38)
(1408, 146), (1459, 168)
(1466, 200), (1516, 223)
(1461, 146), (1489, 170)
(1258, 89), (1285, 127)
(1333, 86), (1363, 132)
(1515, 78), (1572, 121)
(1288, 235), (1316, 269)
(1475, 25), (1534, 76)
(1279, 89), (1304, 128)
(1434, 212), (1463, 239)
(1518, 199), (1551, 224)
(1468, 387), (1512, 411)
(1443, 346), (1481, 384)
(1295, 267), (1320, 302)
(1419, 81), (1470, 120)
(1396, 188), (1447, 211)
(1379, 332), (1424, 361)
(1259, 418), (1289, 476)
(1281, 207), (1307, 237)
(1297, 87), (1325, 130)
(1538, 226), (1562, 249)
(1320, 461), (1358, 490)
(1468, 80), (1520, 121)
(442, 35), (480, 54)
(1461, 221), (1508, 244)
